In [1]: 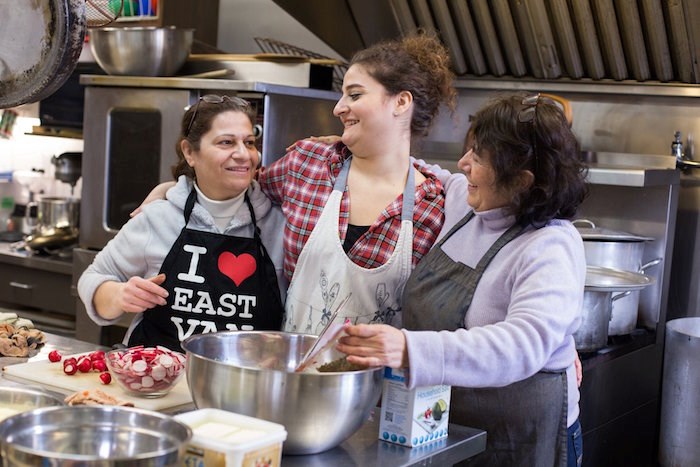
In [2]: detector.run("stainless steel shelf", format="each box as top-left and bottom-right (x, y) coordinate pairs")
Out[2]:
(454, 77), (700, 98)
(78, 75), (340, 100)
(585, 152), (681, 187)
(587, 166), (680, 187)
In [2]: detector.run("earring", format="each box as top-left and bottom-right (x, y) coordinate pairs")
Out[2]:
(393, 111), (399, 117)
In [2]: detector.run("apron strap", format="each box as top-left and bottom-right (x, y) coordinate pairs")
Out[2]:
(184, 186), (260, 240)
(244, 190), (282, 300)
(437, 210), (526, 275)
(400, 166), (415, 222)
(474, 222), (525, 273)
(244, 191), (261, 238)
(435, 211), (475, 248)
(184, 186), (197, 224)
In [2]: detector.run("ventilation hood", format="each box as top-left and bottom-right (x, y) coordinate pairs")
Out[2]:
(272, 0), (699, 84)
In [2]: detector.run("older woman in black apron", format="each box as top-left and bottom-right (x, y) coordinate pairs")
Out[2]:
(338, 93), (588, 466)
(79, 95), (286, 351)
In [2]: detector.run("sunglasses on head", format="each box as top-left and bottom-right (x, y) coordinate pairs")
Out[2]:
(518, 93), (540, 173)
(185, 94), (250, 137)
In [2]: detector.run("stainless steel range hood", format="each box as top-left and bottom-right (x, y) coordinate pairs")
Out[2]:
(273, 0), (699, 84)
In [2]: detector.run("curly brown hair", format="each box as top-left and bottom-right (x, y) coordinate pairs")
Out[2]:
(349, 31), (456, 138)
(172, 95), (257, 179)
(468, 92), (588, 227)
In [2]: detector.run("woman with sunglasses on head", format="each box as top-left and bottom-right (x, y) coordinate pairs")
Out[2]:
(337, 93), (588, 466)
(78, 95), (286, 351)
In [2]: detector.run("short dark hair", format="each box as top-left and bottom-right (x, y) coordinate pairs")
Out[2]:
(469, 93), (588, 227)
(172, 95), (257, 179)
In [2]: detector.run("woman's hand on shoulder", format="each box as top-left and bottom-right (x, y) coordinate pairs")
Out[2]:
(285, 135), (342, 152)
(130, 182), (176, 217)
(336, 323), (408, 369)
(575, 352), (583, 387)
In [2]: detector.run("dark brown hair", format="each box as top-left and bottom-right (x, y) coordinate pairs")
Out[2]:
(350, 31), (456, 138)
(172, 96), (257, 179)
(469, 92), (588, 226)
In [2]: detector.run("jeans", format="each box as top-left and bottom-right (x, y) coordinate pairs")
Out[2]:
(567, 418), (583, 467)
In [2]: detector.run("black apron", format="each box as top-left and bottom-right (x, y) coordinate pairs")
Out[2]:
(129, 188), (284, 351)
(403, 211), (568, 467)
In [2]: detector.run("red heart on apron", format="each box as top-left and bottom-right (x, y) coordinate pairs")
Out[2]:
(218, 252), (257, 286)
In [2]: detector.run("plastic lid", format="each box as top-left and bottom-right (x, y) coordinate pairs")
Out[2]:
(0, 196), (13, 209)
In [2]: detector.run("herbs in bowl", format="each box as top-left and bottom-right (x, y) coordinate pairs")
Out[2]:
(105, 346), (186, 398)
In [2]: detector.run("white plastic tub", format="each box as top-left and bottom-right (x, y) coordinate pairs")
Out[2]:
(175, 408), (287, 467)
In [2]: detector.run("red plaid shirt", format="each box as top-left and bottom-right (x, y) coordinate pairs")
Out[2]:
(258, 140), (445, 281)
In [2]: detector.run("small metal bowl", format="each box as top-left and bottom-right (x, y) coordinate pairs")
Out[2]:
(89, 26), (194, 76)
(0, 386), (64, 421)
(0, 405), (192, 466)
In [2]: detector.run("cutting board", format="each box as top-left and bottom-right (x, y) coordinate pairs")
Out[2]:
(2, 353), (193, 412)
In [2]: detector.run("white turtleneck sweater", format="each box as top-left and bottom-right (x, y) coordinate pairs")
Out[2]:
(193, 183), (246, 232)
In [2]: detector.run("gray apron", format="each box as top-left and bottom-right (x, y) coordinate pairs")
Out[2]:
(403, 211), (568, 467)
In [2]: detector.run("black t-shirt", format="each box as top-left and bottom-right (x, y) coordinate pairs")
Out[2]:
(343, 224), (370, 253)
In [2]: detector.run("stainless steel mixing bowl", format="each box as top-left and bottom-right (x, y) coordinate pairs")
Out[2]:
(181, 331), (383, 455)
(89, 26), (194, 76)
(0, 386), (64, 418)
(0, 405), (192, 466)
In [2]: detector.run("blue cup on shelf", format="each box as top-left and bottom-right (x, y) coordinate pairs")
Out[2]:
(136, 0), (153, 16)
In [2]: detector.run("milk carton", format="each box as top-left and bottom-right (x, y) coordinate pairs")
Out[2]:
(378, 367), (451, 447)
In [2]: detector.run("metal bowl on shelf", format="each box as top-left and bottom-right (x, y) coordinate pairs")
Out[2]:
(182, 331), (383, 455)
(89, 26), (194, 76)
(0, 405), (191, 466)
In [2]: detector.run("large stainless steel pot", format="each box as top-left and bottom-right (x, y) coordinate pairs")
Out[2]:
(19, 196), (80, 253)
(36, 196), (79, 231)
(575, 289), (629, 352)
(574, 219), (660, 336)
(574, 266), (655, 352)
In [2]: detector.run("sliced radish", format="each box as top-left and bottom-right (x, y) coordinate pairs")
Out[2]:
(106, 346), (185, 395)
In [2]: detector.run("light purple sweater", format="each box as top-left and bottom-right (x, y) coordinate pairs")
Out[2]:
(404, 165), (585, 426)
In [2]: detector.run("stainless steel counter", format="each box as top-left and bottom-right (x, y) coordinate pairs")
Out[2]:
(1, 333), (487, 465)
(0, 242), (72, 275)
(282, 418), (486, 466)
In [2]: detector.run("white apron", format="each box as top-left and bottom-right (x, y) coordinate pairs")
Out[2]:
(283, 157), (415, 335)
